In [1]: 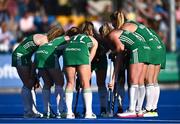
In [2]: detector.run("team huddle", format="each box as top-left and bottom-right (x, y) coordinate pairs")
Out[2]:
(12, 11), (166, 119)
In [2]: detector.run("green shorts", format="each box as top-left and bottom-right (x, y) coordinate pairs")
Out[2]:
(63, 44), (90, 66)
(147, 41), (166, 68)
(160, 45), (166, 69)
(129, 46), (150, 64)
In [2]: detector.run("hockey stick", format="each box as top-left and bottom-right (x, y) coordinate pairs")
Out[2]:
(107, 57), (114, 117)
(107, 88), (114, 117)
(111, 82), (117, 115)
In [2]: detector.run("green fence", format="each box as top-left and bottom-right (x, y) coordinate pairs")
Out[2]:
(158, 52), (180, 83)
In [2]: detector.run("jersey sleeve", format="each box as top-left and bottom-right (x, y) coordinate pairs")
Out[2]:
(52, 36), (66, 46)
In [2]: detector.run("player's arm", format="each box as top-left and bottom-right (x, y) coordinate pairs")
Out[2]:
(31, 62), (40, 89)
(108, 30), (124, 53)
(108, 53), (122, 90)
(89, 36), (98, 62)
(33, 34), (48, 46)
(56, 36), (70, 50)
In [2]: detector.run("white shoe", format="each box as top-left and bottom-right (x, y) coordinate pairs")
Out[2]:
(117, 110), (137, 118)
(152, 109), (158, 117)
(34, 111), (43, 118)
(143, 110), (156, 117)
(66, 113), (75, 119)
(56, 113), (61, 119)
(152, 112), (158, 117)
(24, 112), (42, 118)
(85, 113), (96, 119)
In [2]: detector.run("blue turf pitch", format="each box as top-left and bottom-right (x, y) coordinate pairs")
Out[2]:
(0, 89), (180, 123)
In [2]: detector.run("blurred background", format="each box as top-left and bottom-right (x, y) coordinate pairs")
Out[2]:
(0, 0), (179, 92)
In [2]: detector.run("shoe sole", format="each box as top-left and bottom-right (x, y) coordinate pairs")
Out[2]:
(85, 117), (96, 119)
(137, 113), (144, 117)
(66, 116), (75, 119)
(117, 115), (137, 118)
(143, 114), (156, 117)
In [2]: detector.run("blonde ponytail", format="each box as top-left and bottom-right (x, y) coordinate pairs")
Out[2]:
(99, 23), (113, 37)
(117, 12), (125, 29)
(110, 11), (125, 29)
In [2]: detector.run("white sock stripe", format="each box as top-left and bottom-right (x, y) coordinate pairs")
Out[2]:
(131, 84), (139, 88)
(146, 84), (154, 87)
(154, 83), (159, 87)
(139, 85), (145, 88)
(65, 89), (73, 93)
(83, 88), (92, 93)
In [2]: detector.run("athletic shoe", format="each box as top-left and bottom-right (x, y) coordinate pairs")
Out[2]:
(152, 109), (158, 117)
(85, 113), (97, 119)
(24, 112), (42, 118)
(117, 110), (137, 118)
(35, 111), (43, 118)
(56, 112), (67, 118)
(107, 112), (114, 117)
(100, 108), (108, 117)
(61, 112), (67, 118)
(143, 109), (154, 117)
(56, 113), (61, 119)
(116, 106), (123, 114)
(43, 112), (56, 118)
(136, 110), (144, 117)
(100, 111), (108, 117)
(66, 113), (75, 119)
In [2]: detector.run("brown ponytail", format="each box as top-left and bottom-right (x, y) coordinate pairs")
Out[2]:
(80, 21), (94, 36)
(66, 27), (81, 37)
(47, 24), (65, 41)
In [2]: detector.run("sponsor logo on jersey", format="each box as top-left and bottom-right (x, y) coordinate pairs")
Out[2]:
(65, 48), (81, 51)
(36, 50), (48, 54)
(143, 46), (151, 49)
(48, 43), (53, 46)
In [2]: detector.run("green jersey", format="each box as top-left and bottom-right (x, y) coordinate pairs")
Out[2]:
(149, 28), (166, 69)
(12, 35), (38, 66)
(126, 20), (154, 42)
(35, 36), (67, 68)
(126, 20), (165, 66)
(63, 34), (93, 66)
(120, 30), (150, 64)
